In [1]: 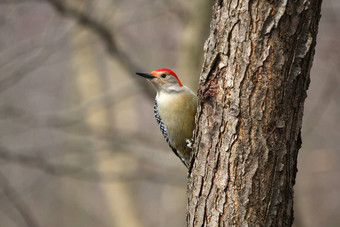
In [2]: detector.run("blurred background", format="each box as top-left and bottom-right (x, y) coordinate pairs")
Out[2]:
(0, 1), (338, 227)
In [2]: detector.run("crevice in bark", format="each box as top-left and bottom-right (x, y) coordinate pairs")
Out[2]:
(188, 0), (323, 226)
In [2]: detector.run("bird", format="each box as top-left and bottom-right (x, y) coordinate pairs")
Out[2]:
(136, 68), (197, 168)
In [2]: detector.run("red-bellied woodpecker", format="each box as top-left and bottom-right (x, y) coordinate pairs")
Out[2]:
(136, 68), (197, 168)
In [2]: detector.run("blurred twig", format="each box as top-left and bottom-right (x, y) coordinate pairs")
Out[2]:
(0, 171), (41, 227)
(0, 44), (61, 94)
(42, 0), (154, 97)
(0, 0), (36, 3)
(42, 82), (140, 127)
(115, 0), (189, 30)
(0, 19), (73, 94)
(0, 146), (185, 186)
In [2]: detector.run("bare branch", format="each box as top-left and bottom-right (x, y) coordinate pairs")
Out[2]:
(0, 147), (185, 186)
(0, 0), (36, 4)
(115, 0), (189, 30)
(41, 82), (140, 127)
(0, 46), (58, 94)
(0, 171), (41, 227)
(0, 21), (73, 94)
(42, 0), (154, 97)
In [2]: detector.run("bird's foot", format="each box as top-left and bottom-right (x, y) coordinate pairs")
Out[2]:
(186, 138), (194, 149)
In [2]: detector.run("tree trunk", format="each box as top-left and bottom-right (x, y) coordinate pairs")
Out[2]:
(188, 0), (322, 226)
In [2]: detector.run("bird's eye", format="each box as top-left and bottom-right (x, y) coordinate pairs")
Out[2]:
(161, 74), (167, 78)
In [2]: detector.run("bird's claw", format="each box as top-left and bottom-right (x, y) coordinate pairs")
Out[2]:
(186, 138), (194, 149)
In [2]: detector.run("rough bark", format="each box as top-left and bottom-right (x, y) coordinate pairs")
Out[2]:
(188, 0), (322, 226)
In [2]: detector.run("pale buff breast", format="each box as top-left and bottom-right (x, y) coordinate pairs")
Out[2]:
(156, 88), (197, 155)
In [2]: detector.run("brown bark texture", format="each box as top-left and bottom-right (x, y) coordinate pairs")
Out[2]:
(188, 0), (322, 226)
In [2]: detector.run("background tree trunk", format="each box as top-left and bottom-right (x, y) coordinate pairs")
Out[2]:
(188, 0), (323, 226)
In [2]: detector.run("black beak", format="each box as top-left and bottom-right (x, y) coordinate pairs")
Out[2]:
(136, 72), (156, 79)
